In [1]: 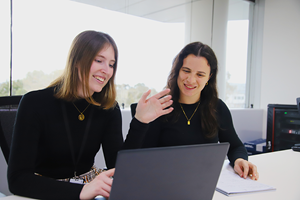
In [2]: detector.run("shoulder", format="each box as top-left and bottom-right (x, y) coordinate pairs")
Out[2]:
(20, 87), (56, 108)
(216, 99), (229, 110)
(95, 101), (121, 116)
(216, 99), (231, 117)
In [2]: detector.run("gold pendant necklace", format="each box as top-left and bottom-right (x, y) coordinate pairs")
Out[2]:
(73, 103), (90, 121)
(180, 101), (200, 125)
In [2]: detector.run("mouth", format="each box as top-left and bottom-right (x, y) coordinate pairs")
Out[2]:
(93, 75), (105, 83)
(184, 84), (196, 90)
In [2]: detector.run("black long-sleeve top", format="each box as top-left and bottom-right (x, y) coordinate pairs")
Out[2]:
(139, 99), (248, 165)
(7, 87), (145, 200)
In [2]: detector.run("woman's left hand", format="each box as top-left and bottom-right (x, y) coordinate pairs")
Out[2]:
(135, 89), (173, 124)
(234, 158), (259, 180)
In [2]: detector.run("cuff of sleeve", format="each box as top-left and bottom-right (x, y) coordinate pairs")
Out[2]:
(130, 117), (150, 131)
(123, 117), (150, 149)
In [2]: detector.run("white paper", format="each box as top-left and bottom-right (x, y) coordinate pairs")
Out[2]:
(216, 170), (276, 196)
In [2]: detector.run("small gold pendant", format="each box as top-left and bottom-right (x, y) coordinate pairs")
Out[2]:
(187, 121), (190, 125)
(78, 113), (85, 121)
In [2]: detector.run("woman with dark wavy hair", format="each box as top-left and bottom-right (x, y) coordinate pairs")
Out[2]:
(7, 30), (173, 200)
(141, 41), (259, 180)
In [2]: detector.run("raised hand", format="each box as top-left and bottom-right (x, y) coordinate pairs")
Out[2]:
(134, 89), (173, 124)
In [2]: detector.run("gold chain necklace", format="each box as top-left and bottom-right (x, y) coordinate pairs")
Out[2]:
(179, 101), (200, 125)
(73, 103), (90, 121)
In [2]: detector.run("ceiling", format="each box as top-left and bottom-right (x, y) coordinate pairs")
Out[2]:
(71, 0), (253, 22)
(71, 0), (196, 22)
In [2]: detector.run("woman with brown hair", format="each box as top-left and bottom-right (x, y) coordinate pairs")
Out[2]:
(140, 41), (259, 180)
(7, 30), (173, 200)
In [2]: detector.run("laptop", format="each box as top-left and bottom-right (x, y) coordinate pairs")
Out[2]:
(108, 142), (229, 200)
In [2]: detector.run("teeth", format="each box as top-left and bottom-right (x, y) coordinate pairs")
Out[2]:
(186, 85), (194, 89)
(95, 76), (104, 82)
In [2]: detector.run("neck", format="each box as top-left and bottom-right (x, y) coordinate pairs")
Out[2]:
(179, 95), (200, 104)
(77, 86), (94, 98)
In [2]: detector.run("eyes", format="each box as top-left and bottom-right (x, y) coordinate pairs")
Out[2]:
(94, 59), (114, 68)
(181, 68), (205, 77)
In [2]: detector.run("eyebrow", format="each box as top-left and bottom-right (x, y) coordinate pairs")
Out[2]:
(182, 67), (207, 74)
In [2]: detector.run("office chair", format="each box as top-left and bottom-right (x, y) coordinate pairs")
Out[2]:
(130, 103), (137, 118)
(0, 95), (22, 164)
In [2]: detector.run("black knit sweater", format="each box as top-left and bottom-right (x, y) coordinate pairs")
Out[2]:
(7, 87), (145, 200)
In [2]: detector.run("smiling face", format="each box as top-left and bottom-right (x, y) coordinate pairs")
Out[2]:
(78, 45), (115, 97)
(177, 54), (211, 104)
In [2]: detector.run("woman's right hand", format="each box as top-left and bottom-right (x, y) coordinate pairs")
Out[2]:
(134, 88), (173, 124)
(79, 168), (115, 200)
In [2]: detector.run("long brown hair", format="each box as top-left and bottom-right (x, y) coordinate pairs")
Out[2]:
(167, 42), (219, 138)
(49, 30), (118, 109)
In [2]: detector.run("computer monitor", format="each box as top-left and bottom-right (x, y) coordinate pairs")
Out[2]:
(267, 104), (300, 152)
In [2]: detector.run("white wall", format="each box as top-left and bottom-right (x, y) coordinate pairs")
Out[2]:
(260, 0), (300, 108)
(255, 0), (300, 135)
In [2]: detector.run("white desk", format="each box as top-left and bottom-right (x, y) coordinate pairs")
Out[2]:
(213, 149), (300, 200)
(2, 149), (300, 200)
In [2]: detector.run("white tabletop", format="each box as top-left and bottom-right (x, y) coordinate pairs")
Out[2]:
(2, 149), (300, 200)
(212, 149), (300, 200)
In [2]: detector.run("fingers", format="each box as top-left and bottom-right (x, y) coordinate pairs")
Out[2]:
(248, 163), (259, 180)
(93, 169), (115, 198)
(104, 168), (115, 178)
(234, 158), (244, 177)
(101, 169), (115, 187)
(242, 163), (249, 179)
(234, 159), (259, 180)
(234, 164), (244, 178)
(135, 88), (173, 123)
(159, 96), (173, 110)
(139, 90), (151, 103)
(79, 169), (116, 199)
(152, 88), (171, 100)
(158, 93), (172, 104)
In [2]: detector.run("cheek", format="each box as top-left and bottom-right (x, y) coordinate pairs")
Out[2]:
(177, 75), (182, 86)
(107, 68), (114, 79)
(198, 78), (208, 88)
(177, 72), (185, 82)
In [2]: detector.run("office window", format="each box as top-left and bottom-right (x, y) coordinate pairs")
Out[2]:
(225, 0), (253, 108)
(0, 1), (11, 96)
(8, 0), (184, 108)
(2, 0), (254, 108)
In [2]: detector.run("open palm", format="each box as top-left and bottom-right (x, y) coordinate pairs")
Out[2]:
(135, 89), (173, 123)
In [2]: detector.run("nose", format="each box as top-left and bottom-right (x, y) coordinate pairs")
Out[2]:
(187, 74), (196, 83)
(100, 62), (110, 74)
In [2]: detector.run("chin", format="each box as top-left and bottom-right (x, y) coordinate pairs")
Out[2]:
(92, 87), (103, 94)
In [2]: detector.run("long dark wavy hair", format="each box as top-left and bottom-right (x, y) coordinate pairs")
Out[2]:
(166, 41), (219, 138)
(49, 30), (118, 109)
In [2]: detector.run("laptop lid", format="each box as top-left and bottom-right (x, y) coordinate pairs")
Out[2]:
(109, 142), (229, 200)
